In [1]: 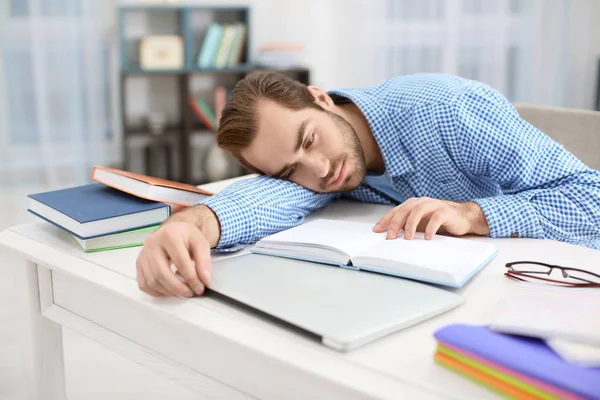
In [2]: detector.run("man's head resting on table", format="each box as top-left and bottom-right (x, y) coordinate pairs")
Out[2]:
(216, 71), (370, 193)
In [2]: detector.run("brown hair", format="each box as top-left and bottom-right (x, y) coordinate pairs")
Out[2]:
(216, 70), (322, 167)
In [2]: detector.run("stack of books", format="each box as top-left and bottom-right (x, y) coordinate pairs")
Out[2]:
(27, 166), (213, 253)
(433, 324), (600, 399)
(196, 22), (247, 69)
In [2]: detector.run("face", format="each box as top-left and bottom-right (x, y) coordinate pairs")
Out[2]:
(241, 99), (367, 193)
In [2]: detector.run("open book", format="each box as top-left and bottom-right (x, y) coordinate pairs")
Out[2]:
(252, 219), (497, 288)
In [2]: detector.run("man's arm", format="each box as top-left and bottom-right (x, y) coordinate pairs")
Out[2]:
(136, 176), (338, 297)
(166, 203), (221, 247)
(454, 83), (600, 248)
(199, 175), (339, 250)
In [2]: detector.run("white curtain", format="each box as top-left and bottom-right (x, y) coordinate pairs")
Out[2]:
(0, 0), (117, 188)
(322, 0), (600, 110)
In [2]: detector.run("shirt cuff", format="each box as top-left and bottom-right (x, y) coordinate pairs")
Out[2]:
(199, 194), (257, 251)
(473, 193), (544, 239)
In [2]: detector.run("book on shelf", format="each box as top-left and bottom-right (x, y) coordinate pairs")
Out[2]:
(188, 95), (218, 131)
(91, 165), (213, 207)
(251, 219), (497, 288)
(27, 183), (170, 240)
(196, 22), (246, 69)
(214, 23), (237, 68)
(227, 23), (246, 66)
(214, 85), (226, 123)
(197, 23), (223, 69)
(74, 224), (160, 252)
(187, 95), (214, 130)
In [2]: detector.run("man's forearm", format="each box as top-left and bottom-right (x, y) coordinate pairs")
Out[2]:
(165, 205), (221, 248)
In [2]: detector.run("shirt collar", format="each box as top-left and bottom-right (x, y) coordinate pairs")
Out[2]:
(327, 88), (414, 177)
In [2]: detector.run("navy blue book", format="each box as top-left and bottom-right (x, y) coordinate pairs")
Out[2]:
(27, 183), (171, 239)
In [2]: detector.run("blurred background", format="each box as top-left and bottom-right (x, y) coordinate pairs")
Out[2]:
(1, 0), (599, 194)
(0, 0), (599, 398)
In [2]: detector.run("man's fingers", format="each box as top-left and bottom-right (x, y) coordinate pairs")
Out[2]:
(373, 209), (397, 232)
(163, 235), (204, 295)
(189, 230), (212, 287)
(424, 210), (448, 240)
(373, 198), (419, 232)
(150, 249), (195, 298)
(404, 201), (439, 239)
(136, 256), (164, 297)
(386, 209), (410, 239)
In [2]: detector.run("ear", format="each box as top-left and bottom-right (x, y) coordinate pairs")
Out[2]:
(306, 85), (334, 110)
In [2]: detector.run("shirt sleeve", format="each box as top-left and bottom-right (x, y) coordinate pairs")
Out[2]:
(453, 83), (600, 248)
(198, 175), (339, 251)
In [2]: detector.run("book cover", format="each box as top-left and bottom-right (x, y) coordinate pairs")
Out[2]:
(188, 95), (215, 131)
(214, 24), (236, 68)
(436, 344), (581, 400)
(227, 23), (247, 66)
(28, 184), (167, 224)
(91, 165), (212, 197)
(195, 96), (218, 130)
(434, 324), (600, 400)
(197, 23), (223, 69)
(28, 184), (170, 239)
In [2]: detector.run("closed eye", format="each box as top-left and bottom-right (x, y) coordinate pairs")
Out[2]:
(305, 133), (315, 149)
(283, 164), (297, 179)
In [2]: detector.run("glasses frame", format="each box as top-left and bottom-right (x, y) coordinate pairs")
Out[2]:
(505, 261), (600, 288)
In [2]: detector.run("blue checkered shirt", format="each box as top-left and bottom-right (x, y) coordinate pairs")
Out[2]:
(201, 74), (600, 250)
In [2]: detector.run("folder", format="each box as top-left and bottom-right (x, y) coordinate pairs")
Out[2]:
(433, 324), (600, 400)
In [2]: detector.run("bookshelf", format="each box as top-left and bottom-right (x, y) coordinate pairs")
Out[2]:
(118, 5), (310, 184)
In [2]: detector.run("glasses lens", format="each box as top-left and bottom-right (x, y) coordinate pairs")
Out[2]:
(508, 262), (552, 274)
(561, 268), (600, 285)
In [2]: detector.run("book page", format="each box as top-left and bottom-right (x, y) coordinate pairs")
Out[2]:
(257, 219), (386, 258)
(353, 233), (495, 284)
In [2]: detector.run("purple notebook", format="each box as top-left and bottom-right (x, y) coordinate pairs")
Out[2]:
(434, 324), (600, 399)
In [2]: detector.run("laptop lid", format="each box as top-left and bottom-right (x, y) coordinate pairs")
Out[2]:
(209, 254), (464, 351)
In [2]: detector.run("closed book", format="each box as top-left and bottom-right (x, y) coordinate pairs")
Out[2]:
(214, 24), (237, 68)
(188, 94), (214, 130)
(27, 183), (170, 239)
(73, 224), (159, 252)
(214, 85), (227, 123)
(194, 96), (217, 130)
(197, 23), (223, 69)
(252, 219), (497, 288)
(434, 324), (600, 400)
(91, 165), (213, 207)
(227, 23), (246, 66)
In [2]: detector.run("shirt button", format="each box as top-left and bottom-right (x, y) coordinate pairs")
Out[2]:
(510, 232), (520, 238)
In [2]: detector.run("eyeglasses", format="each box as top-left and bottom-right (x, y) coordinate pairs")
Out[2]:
(505, 261), (600, 288)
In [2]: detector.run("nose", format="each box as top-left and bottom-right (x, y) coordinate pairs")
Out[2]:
(306, 153), (330, 178)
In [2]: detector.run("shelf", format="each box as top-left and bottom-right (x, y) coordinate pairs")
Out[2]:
(121, 64), (309, 76)
(118, 4), (310, 183)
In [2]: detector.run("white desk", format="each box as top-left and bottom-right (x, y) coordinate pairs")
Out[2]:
(2, 176), (599, 400)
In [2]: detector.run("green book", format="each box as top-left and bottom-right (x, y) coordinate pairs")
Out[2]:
(73, 225), (160, 252)
(195, 96), (218, 130)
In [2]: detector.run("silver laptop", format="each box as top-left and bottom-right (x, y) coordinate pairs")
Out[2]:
(209, 253), (464, 351)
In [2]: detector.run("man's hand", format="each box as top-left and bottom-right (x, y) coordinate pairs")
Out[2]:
(373, 197), (489, 240)
(136, 205), (220, 297)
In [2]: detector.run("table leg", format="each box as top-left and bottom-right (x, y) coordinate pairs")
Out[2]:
(14, 257), (66, 400)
